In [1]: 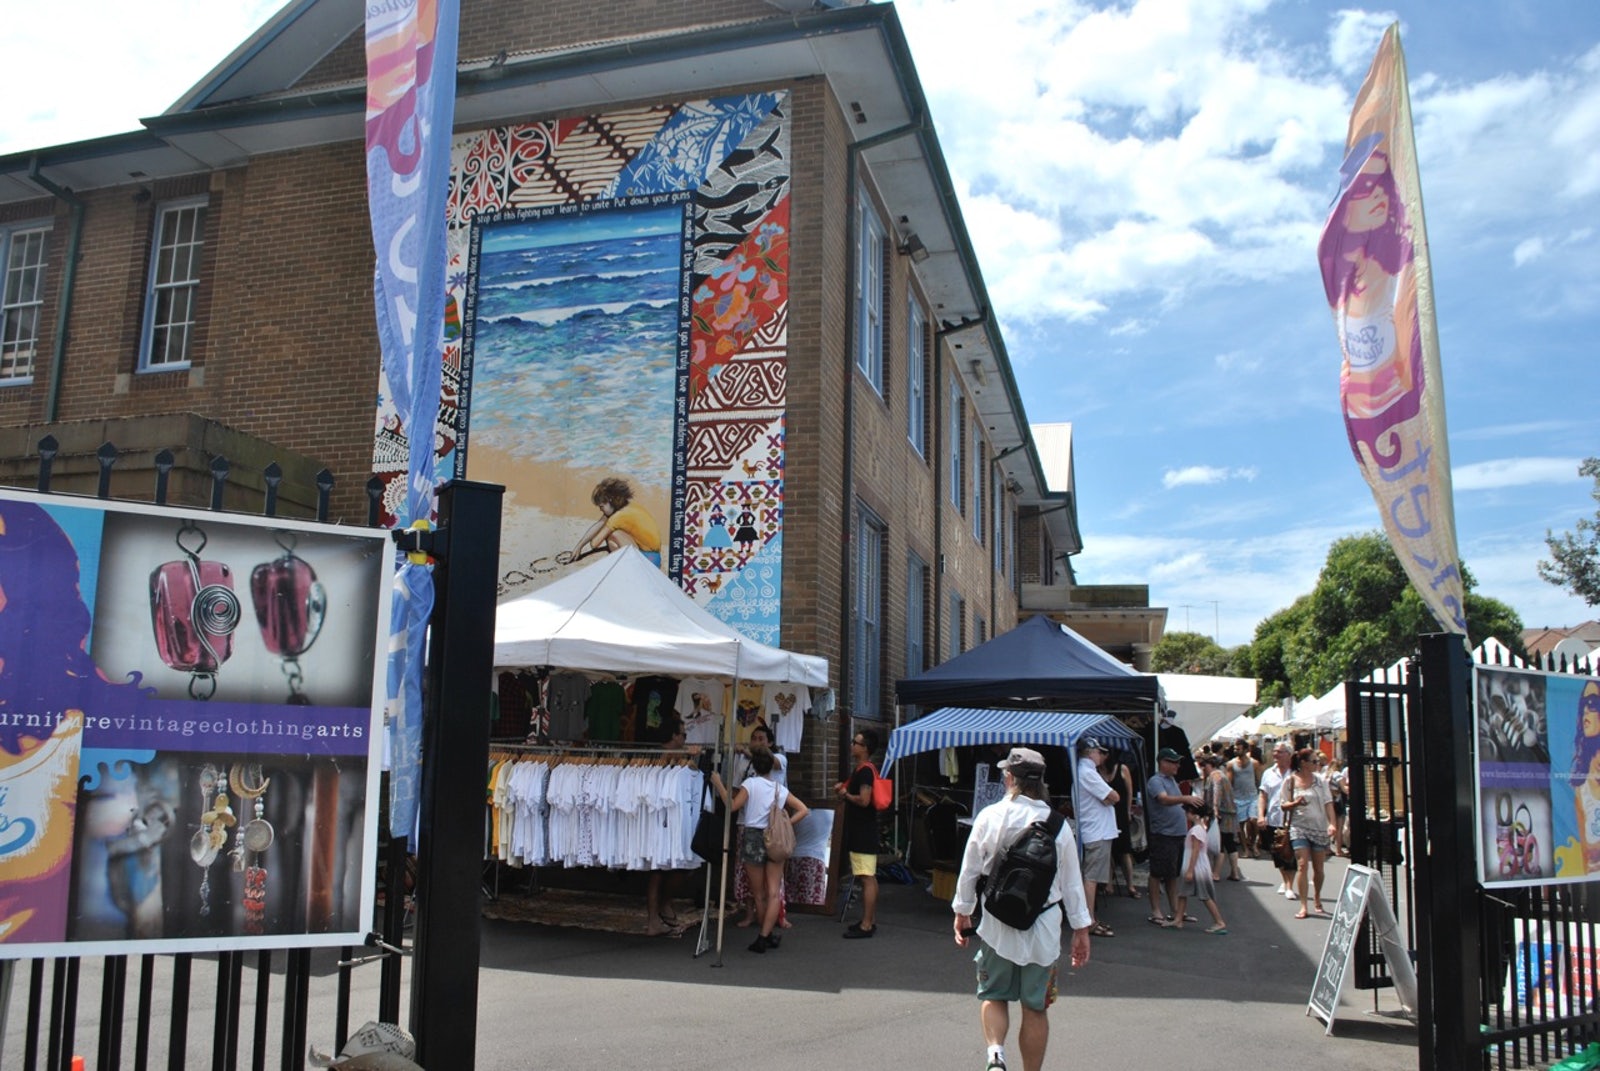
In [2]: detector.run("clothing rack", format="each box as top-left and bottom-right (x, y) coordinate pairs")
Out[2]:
(488, 741), (707, 764)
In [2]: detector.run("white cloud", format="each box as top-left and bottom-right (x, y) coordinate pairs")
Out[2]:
(897, 0), (1600, 330)
(1074, 521), (1354, 645)
(1, 3), (285, 154)
(1327, 10), (1400, 78)
(1454, 457), (1588, 491)
(1162, 465), (1260, 489)
(1513, 237), (1547, 267)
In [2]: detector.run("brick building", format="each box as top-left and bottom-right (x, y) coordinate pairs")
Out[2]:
(0, 0), (1095, 797)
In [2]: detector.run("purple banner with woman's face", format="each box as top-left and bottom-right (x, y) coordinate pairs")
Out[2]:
(0, 489), (391, 957)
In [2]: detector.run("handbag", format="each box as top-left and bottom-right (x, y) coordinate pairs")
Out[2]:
(763, 785), (795, 863)
(1271, 827), (1295, 869)
(691, 775), (726, 862)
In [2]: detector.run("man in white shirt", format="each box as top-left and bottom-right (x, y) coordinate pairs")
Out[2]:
(1073, 737), (1119, 938)
(952, 748), (1093, 1071)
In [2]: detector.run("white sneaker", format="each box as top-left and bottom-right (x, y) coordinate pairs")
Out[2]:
(1284, 888), (1298, 899)
(985, 1056), (1007, 1071)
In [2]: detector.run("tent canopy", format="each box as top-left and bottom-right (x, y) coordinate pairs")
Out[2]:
(1155, 673), (1258, 745)
(882, 708), (1141, 773)
(895, 615), (1161, 708)
(493, 547), (827, 685)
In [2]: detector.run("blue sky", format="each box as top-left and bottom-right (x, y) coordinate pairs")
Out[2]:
(6, 0), (1596, 647)
(892, 0), (1600, 645)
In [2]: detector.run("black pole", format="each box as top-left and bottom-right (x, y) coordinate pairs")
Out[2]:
(1413, 632), (1480, 1071)
(409, 479), (503, 1069)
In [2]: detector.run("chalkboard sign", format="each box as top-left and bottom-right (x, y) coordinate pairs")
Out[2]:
(1307, 864), (1378, 1034)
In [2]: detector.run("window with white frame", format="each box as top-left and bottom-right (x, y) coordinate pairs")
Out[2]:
(852, 504), (885, 715)
(906, 552), (928, 676)
(140, 199), (208, 370)
(907, 298), (926, 455)
(855, 196), (886, 393)
(972, 432), (985, 542)
(0, 223), (49, 382)
(949, 381), (963, 510)
(948, 591), (965, 658)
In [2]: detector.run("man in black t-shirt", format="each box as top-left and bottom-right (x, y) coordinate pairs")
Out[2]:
(835, 728), (881, 938)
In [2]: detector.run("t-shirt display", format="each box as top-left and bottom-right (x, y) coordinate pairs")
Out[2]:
(674, 677), (726, 745)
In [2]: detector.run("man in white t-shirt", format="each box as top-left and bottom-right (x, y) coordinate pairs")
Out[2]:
(1073, 737), (1119, 938)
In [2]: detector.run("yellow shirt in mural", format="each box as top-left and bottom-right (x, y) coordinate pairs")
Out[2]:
(602, 502), (661, 552)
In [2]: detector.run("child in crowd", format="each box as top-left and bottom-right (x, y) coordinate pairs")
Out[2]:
(1175, 802), (1228, 935)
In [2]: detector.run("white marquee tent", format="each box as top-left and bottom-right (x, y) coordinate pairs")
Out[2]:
(1156, 673), (1259, 745)
(492, 547), (828, 685)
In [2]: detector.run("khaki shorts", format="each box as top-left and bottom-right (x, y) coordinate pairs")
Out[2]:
(849, 851), (877, 877)
(1080, 840), (1112, 884)
(974, 942), (1058, 1011)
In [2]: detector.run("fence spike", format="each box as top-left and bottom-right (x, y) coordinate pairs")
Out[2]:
(263, 462), (283, 518)
(153, 448), (175, 506)
(96, 442), (118, 499)
(365, 475), (384, 527)
(36, 434), (58, 492)
(316, 468), (335, 523)
(209, 455), (230, 511)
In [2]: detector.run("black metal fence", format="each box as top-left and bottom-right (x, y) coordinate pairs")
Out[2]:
(1471, 644), (1600, 1071)
(1, 436), (413, 1071)
(1344, 661), (1415, 997)
(1382, 634), (1600, 1071)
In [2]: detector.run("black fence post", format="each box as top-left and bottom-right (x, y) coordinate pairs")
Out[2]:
(409, 480), (503, 1069)
(1414, 632), (1481, 1070)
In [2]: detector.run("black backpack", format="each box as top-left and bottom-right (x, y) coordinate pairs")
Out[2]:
(980, 811), (1065, 930)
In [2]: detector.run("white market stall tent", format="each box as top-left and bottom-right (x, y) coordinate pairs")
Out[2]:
(493, 546), (827, 686)
(490, 547), (829, 960)
(1155, 672), (1259, 745)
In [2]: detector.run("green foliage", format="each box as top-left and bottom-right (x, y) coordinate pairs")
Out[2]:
(1540, 457), (1600, 607)
(1245, 532), (1526, 705)
(1151, 630), (1233, 674)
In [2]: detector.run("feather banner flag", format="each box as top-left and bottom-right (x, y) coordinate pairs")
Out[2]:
(1318, 23), (1466, 635)
(365, 0), (461, 837)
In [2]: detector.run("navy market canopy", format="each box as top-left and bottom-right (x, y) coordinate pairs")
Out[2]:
(894, 614), (1161, 709)
(882, 708), (1141, 775)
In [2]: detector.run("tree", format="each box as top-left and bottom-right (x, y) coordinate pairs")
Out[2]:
(1151, 630), (1235, 675)
(1540, 457), (1600, 606)
(1246, 532), (1527, 702)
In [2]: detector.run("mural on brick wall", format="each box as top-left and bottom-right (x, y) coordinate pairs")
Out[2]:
(369, 92), (791, 644)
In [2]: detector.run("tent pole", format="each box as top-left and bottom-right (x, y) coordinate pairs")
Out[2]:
(713, 662), (740, 965)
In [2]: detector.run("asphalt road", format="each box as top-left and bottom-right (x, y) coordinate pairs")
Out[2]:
(468, 852), (1418, 1071)
(1, 853), (1420, 1070)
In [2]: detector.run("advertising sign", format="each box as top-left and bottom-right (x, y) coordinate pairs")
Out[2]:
(0, 489), (391, 957)
(1475, 664), (1600, 888)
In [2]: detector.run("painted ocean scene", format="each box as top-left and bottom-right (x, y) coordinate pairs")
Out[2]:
(469, 203), (684, 487)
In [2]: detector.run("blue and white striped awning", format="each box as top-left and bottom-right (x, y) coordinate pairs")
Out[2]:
(882, 708), (1141, 774)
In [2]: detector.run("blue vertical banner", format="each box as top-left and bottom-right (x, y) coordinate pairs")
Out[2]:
(365, 0), (460, 838)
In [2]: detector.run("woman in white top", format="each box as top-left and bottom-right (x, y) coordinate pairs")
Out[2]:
(712, 744), (809, 954)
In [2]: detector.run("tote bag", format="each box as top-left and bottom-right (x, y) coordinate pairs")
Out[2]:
(763, 786), (795, 863)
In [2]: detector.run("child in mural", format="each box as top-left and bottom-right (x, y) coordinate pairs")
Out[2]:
(571, 477), (662, 567)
